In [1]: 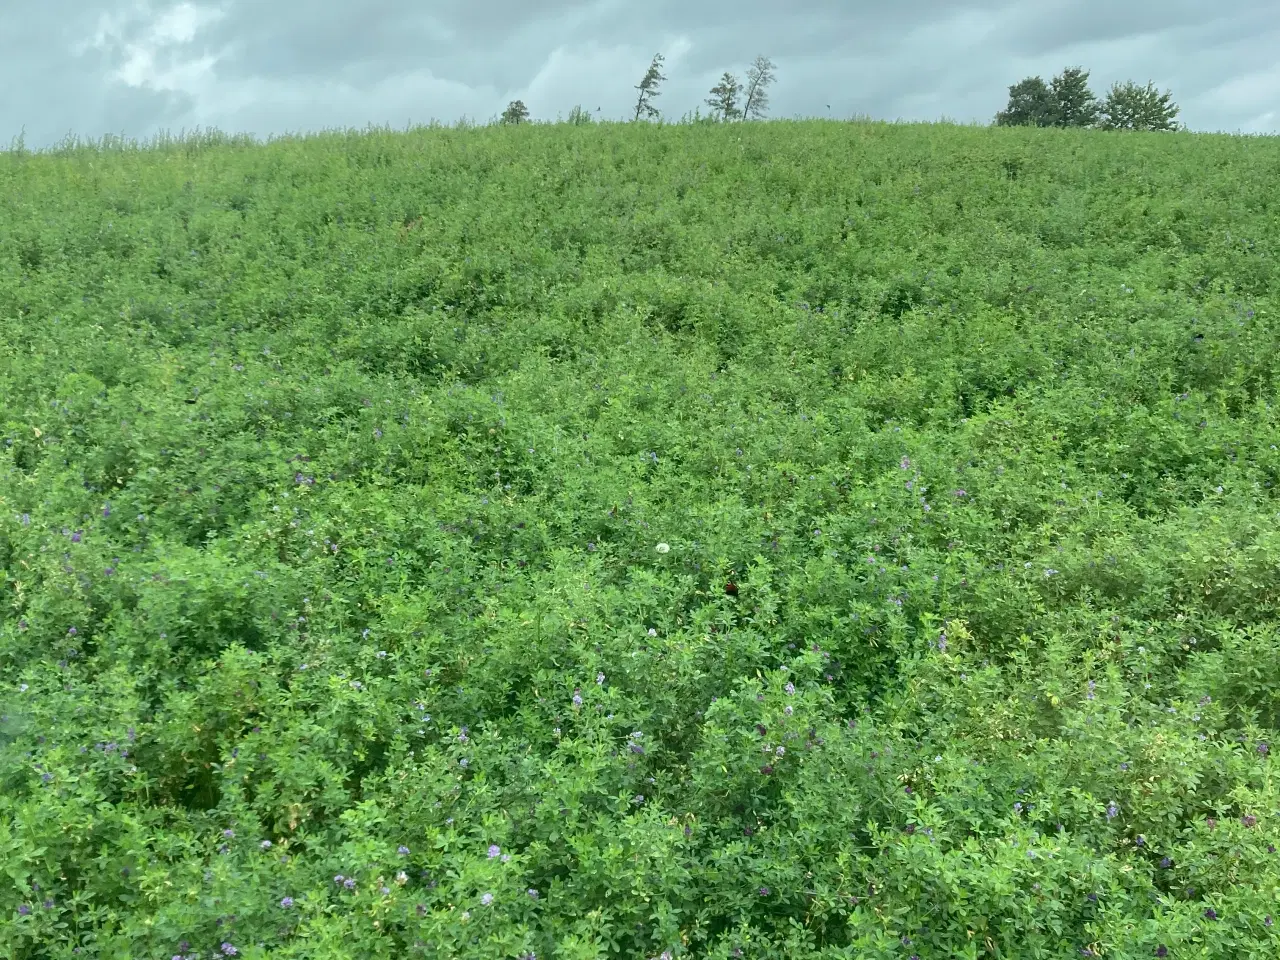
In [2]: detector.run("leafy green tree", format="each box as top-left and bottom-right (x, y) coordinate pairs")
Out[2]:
(994, 76), (1057, 127)
(1098, 80), (1181, 131)
(633, 53), (666, 122)
(740, 55), (776, 120)
(500, 100), (530, 125)
(566, 105), (595, 126)
(705, 72), (743, 121)
(1050, 67), (1101, 127)
(994, 68), (1099, 128)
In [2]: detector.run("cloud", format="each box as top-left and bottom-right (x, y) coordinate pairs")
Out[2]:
(79, 1), (229, 93)
(2, 0), (1277, 150)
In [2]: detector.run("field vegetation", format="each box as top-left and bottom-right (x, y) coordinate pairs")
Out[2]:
(2, 117), (1279, 959)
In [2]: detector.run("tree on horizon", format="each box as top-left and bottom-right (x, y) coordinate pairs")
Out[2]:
(633, 54), (667, 122)
(500, 100), (530, 124)
(1098, 80), (1182, 131)
(705, 72), (743, 121)
(740, 55), (777, 120)
(1050, 67), (1101, 127)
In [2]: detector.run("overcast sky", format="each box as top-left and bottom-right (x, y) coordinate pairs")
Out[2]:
(3, 0), (1278, 150)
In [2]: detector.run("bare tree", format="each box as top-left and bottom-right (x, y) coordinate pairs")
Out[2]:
(633, 53), (667, 122)
(705, 72), (743, 121)
(739, 55), (776, 121)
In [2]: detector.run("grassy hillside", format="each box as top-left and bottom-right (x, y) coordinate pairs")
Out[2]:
(1, 118), (1279, 959)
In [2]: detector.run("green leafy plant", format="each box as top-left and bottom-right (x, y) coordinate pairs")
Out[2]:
(0, 115), (1276, 959)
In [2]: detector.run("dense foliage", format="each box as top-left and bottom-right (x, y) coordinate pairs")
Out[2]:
(995, 69), (1180, 132)
(2, 118), (1279, 959)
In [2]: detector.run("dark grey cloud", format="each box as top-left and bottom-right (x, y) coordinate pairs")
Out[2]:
(3, 0), (1277, 151)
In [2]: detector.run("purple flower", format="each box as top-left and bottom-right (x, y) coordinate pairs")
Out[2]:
(1135, 835), (1145, 847)
(17, 904), (31, 916)
(398, 845), (410, 855)
(71, 530), (82, 543)
(280, 897), (294, 908)
(1155, 947), (1168, 958)
(758, 886), (770, 896)
(1260, 742), (1270, 756)
(596, 672), (604, 685)
(1265, 915), (1273, 928)
(103, 503), (111, 517)
(344, 878), (356, 890)
(1160, 857), (1172, 868)
(1242, 814), (1257, 828)
(527, 888), (540, 899)
(334, 875), (344, 884)
(221, 944), (238, 957)
(1204, 907), (1217, 920)
(260, 840), (272, 850)
(1106, 802), (1119, 820)
(68, 626), (77, 636)
(488, 844), (501, 858)
(784, 682), (795, 695)
(572, 689), (583, 707)
(480, 892), (494, 906)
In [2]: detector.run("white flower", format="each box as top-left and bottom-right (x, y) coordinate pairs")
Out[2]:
(655, 542), (670, 554)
